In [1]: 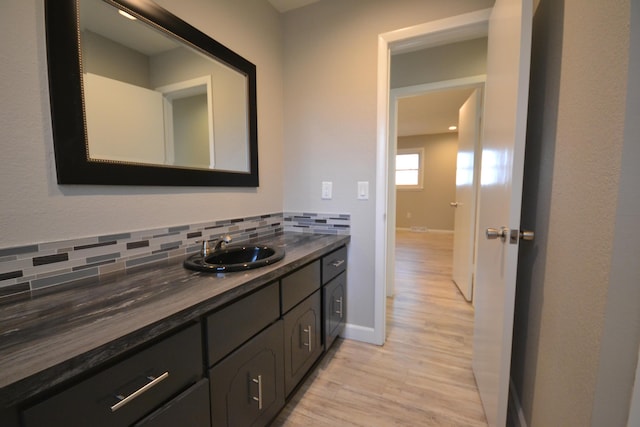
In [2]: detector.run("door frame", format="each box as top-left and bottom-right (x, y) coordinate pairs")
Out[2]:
(373, 8), (491, 345)
(387, 76), (486, 298)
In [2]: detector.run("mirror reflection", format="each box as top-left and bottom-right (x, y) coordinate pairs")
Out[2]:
(79, 0), (250, 172)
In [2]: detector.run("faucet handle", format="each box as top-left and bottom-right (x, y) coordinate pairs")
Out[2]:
(214, 235), (232, 251)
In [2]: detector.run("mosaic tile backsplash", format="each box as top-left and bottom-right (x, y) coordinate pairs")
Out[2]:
(283, 212), (351, 234)
(0, 212), (350, 300)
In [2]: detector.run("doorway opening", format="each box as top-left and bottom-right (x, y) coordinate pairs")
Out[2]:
(388, 79), (485, 302)
(373, 8), (491, 345)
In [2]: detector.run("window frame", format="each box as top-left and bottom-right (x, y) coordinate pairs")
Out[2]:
(395, 148), (424, 190)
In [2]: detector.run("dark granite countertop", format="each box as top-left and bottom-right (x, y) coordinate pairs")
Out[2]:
(0, 232), (349, 409)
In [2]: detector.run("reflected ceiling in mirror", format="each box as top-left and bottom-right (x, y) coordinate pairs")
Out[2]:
(45, 0), (258, 186)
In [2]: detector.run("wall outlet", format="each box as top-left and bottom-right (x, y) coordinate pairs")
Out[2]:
(321, 181), (332, 199)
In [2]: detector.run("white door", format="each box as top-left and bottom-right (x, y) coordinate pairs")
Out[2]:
(451, 89), (482, 302)
(472, 0), (532, 426)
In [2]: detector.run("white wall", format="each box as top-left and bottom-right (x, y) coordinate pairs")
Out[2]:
(0, 0), (283, 248)
(281, 0), (494, 333)
(84, 73), (166, 164)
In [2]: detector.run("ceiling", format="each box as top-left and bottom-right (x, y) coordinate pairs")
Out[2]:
(81, 0), (179, 56)
(268, 0), (321, 13)
(397, 88), (476, 137)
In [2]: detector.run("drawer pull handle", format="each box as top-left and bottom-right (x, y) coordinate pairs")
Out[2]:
(110, 371), (169, 412)
(336, 297), (343, 319)
(303, 325), (312, 352)
(331, 259), (345, 268)
(251, 375), (263, 410)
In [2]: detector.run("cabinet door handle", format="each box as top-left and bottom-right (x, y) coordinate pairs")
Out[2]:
(336, 297), (343, 319)
(303, 325), (312, 353)
(331, 259), (345, 268)
(251, 375), (263, 410)
(110, 371), (169, 412)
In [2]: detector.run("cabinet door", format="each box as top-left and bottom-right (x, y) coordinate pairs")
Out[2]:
(283, 291), (323, 396)
(324, 271), (346, 350)
(134, 379), (210, 427)
(209, 320), (284, 427)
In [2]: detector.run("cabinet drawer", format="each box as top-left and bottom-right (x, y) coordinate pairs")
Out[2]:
(281, 261), (320, 314)
(23, 323), (202, 427)
(321, 246), (347, 284)
(324, 271), (346, 350)
(209, 320), (284, 427)
(206, 281), (279, 366)
(134, 379), (210, 427)
(283, 290), (323, 396)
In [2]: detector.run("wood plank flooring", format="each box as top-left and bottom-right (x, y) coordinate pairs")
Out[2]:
(272, 231), (487, 426)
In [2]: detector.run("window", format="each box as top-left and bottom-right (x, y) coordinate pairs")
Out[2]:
(396, 148), (424, 189)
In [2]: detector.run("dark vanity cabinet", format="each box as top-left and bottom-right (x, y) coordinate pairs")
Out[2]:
(206, 282), (284, 427)
(205, 282), (280, 367)
(22, 323), (204, 427)
(281, 262), (323, 396)
(134, 379), (211, 427)
(9, 244), (348, 427)
(209, 321), (284, 427)
(322, 247), (348, 350)
(324, 272), (347, 350)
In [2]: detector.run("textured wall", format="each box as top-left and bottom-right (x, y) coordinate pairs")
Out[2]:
(512, 0), (633, 425)
(590, 0), (640, 423)
(0, 0), (284, 248)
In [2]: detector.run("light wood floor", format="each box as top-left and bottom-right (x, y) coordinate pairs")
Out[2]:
(272, 231), (487, 426)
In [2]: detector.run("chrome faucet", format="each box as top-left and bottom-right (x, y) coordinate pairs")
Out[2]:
(214, 235), (232, 251)
(198, 235), (232, 257)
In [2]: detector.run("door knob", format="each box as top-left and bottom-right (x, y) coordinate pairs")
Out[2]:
(519, 230), (535, 241)
(486, 227), (508, 242)
(450, 202), (459, 207)
(486, 227), (535, 244)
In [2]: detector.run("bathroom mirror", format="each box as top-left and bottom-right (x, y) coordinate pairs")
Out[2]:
(45, 0), (259, 186)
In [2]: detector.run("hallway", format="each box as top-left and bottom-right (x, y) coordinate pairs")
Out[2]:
(274, 230), (487, 426)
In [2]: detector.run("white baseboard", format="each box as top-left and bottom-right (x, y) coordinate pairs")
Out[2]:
(396, 227), (454, 234)
(509, 378), (528, 427)
(342, 323), (378, 344)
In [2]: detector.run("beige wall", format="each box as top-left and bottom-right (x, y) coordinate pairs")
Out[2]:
(390, 37), (487, 89)
(512, 0), (638, 425)
(396, 134), (457, 231)
(82, 30), (151, 88)
(281, 0), (494, 330)
(0, 0), (283, 248)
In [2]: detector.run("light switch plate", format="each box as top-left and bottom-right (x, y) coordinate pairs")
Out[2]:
(322, 181), (332, 199)
(357, 181), (369, 200)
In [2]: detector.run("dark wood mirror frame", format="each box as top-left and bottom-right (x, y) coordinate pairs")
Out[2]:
(45, 0), (259, 187)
